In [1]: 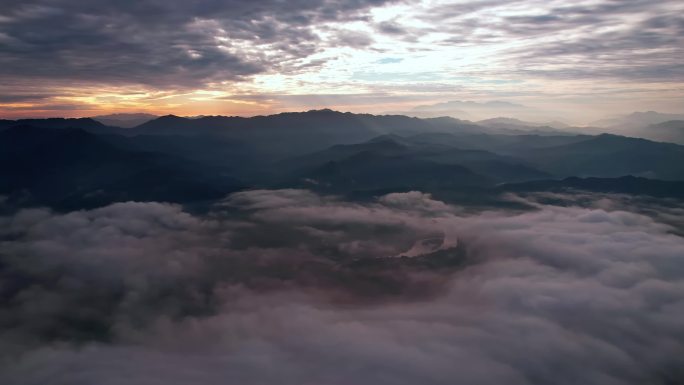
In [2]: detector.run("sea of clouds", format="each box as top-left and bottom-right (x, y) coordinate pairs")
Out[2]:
(1, 189), (683, 385)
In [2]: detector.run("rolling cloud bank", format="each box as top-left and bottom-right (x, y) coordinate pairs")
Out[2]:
(1, 189), (683, 385)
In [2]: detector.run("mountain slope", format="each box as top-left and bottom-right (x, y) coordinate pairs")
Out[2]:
(0, 117), (117, 134)
(406, 132), (592, 154)
(92, 113), (158, 128)
(289, 151), (491, 196)
(625, 120), (684, 145)
(594, 111), (684, 129)
(132, 110), (496, 159)
(0, 126), (243, 209)
(518, 134), (684, 180)
(280, 134), (550, 184)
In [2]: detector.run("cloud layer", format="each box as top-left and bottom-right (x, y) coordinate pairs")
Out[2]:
(1, 189), (683, 384)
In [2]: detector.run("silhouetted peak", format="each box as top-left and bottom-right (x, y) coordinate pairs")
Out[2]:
(135, 114), (193, 129)
(306, 108), (340, 114)
(157, 114), (186, 120)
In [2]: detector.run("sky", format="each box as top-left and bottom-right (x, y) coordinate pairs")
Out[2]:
(1, 0), (683, 123)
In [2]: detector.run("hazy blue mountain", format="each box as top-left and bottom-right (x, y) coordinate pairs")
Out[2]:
(399, 131), (684, 180)
(92, 113), (158, 128)
(518, 134), (684, 180)
(623, 120), (684, 145)
(424, 116), (573, 136)
(478, 117), (571, 129)
(287, 150), (491, 196)
(418, 117), (485, 134)
(593, 111), (684, 129)
(476, 117), (573, 134)
(395, 100), (535, 121)
(279, 135), (550, 195)
(132, 110), (582, 159)
(478, 117), (538, 127)
(132, 110), (497, 159)
(406, 132), (592, 154)
(279, 135), (415, 172)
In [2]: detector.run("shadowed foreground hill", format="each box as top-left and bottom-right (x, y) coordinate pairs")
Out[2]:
(279, 134), (550, 191)
(291, 151), (491, 195)
(0, 126), (243, 209)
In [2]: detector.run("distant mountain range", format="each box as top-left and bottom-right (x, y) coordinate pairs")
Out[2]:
(393, 100), (537, 121)
(592, 111), (684, 129)
(92, 113), (158, 128)
(512, 133), (684, 180)
(622, 120), (684, 145)
(2, 109), (684, 209)
(589, 112), (684, 145)
(279, 134), (551, 190)
(477, 117), (572, 132)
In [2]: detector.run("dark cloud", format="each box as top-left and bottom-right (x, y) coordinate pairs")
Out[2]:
(0, 94), (52, 103)
(416, 0), (684, 82)
(0, 103), (96, 111)
(505, 11), (684, 81)
(1, 189), (683, 384)
(0, 0), (396, 88)
(377, 20), (408, 35)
